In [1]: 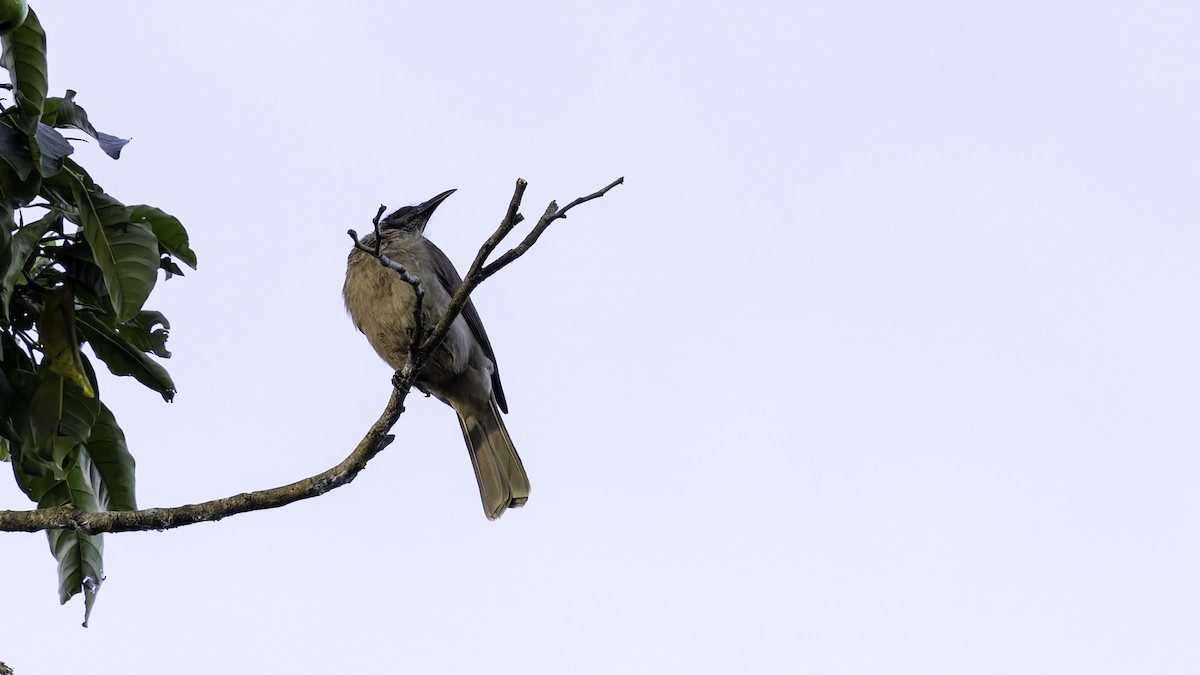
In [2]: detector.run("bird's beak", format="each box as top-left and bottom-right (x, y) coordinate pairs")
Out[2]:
(412, 189), (456, 233)
(418, 189), (457, 215)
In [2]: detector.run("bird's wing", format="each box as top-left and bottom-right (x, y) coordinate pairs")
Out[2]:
(424, 238), (509, 414)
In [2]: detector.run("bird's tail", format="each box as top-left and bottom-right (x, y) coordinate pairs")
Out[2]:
(457, 401), (529, 520)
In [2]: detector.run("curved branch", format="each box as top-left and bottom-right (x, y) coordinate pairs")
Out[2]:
(0, 176), (623, 534)
(0, 387), (408, 534)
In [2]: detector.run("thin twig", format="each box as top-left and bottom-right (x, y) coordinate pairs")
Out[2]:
(417, 176), (622, 355)
(479, 176), (624, 281)
(417, 179), (527, 353)
(346, 210), (427, 355)
(370, 204), (386, 255)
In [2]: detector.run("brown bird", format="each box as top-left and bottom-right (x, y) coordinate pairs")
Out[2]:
(343, 189), (529, 519)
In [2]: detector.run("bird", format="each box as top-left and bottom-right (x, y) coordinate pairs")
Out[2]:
(343, 189), (529, 520)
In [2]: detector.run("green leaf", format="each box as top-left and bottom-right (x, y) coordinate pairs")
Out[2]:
(129, 205), (197, 269)
(33, 122), (73, 177)
(0, 158), (40, 205)
(88, 402), (135, 511)
(35, 362), (133, 626)
(45, 455), (104, 624)
(0, 366), (17, 443)
(115, 310), (171, 358)
(159, 257), (184, 279)
(43, 90), (129, 160)
(0, 330), (31, 438)
(2, 338), (55, 502)
(40, 93), (59, 121)
(43, 400), (136, 626)
(35, 366), (134, 627)
(76, 310), (175, 401)
(95, 132), (128, 162)
(0, 0), (28, 34)
(0, 328), (32, 406)
(47, 522), (103, 615)
(0, 201), (13, 251)
(72, 183), (159, 322)
(0, 331), (18, 441)
(36, 457), (108, 625)
(37, 155), (86, 207)
(0, 7), (47, 135)
(54, 363), (133, 511)
(0, 118), (33, 180)
(10, 439), (55, 501)
(0, 119), (40, 205)
(51, 241), (109, 301)
(0, 211), (55, 320)
(60, 358), (100, 443)
(28, 368), (61, 459)
(39, 286), (95, 398)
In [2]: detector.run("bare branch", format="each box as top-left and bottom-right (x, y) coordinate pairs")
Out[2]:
(465, 179), (529, 280)
(480, 176), (624, 281)
(0, 387), (410, 534)
(418, 176), (623, 354)
(369, 204), (386, 255)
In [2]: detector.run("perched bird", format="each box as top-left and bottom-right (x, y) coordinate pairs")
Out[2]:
(343, 189), (529, 519)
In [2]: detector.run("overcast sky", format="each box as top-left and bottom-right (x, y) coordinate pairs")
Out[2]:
(3, 1), (1199, 673)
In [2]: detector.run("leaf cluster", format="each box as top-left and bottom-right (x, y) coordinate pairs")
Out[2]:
(0, 8), (195, 625)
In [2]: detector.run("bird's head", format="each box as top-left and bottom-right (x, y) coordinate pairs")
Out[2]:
(380, 189), (457, 234)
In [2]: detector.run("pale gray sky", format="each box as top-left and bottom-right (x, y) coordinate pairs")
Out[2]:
(3, 1), (1199, 673)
